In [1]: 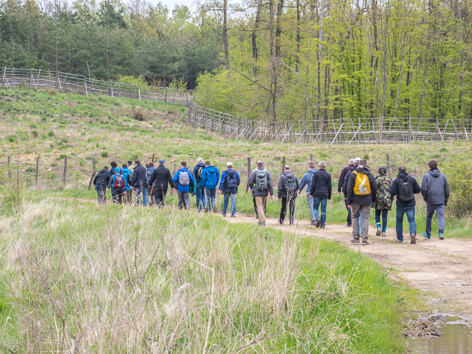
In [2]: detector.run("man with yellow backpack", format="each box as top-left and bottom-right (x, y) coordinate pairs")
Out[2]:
(346, 159), (377, 245)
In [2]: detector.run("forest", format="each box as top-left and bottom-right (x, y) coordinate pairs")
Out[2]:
(1, 0), (472, 124)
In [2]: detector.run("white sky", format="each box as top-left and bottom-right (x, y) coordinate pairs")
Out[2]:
(147, 0), (195, 11)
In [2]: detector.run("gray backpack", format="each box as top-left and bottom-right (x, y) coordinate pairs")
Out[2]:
(255, 169), (268, 190)
(179, 171), (190, 186)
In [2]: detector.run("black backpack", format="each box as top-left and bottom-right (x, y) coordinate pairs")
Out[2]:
(398, 175), (414, 201)
(225, 170), (238, 189)
(284, 173), (297, 193)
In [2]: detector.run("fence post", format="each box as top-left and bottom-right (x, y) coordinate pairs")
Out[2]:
(246, 157), (251, 192)
(63, 156), (67, 186)
(281, 156), (285, 175)
(134, 155), (138, 162)
(138, 86), (141, 101)
(386, 154), (391, 179)
(310, 154), (314, 162)
(171, 164), (177, 196)
(88, 158), (96, 190)
(35, 156), (39, 188)
(408, 116), (412, 143)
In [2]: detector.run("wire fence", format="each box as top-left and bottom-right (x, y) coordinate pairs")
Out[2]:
(1, 67), (197, 106)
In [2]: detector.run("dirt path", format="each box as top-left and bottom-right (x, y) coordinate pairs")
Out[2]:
(52, 196), (472, 316)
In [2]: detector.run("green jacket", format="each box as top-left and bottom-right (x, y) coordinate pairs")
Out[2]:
(374, 174), (392, 210)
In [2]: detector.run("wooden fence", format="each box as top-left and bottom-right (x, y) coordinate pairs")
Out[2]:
(184, 103), (472, 144)
(1, 67), (196, 106)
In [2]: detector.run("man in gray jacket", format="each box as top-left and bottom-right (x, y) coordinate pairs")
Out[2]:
(248, 161), (274, 226)
(421, 159), (450, 240)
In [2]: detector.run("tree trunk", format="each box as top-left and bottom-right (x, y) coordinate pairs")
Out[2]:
(223, 0), (230, 70)
(252, 0), (262, 75)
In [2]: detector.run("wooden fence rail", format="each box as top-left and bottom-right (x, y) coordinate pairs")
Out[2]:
(0, 67), (196, 106)
(184, 103), (472, 144)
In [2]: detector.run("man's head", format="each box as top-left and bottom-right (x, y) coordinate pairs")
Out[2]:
(103, 166), (109, 170)
(226, 162), (233, 168)
(428, 159), (438, 170)
(197, 157), (203, 163)
(135, 160), (140, 166)
(257, 161), (264, 168)
(348, 159), (354, 165)
(122, 163), (127, 168)
(181, 161), (187, 167)
(359, 159), (367, 166)
(110, 161), (117, 168)
(353, 157), (361, 165)
(319, 161), (327, 169)
(398, 166), (407, 173)
(145, 163), (149, 168)
(127, 160), (133, 166)
(114, 167), (120, 173)
(149, 162), (154, 167)
(205, 161), (211, 166)
(159, 159), (165, 165)
(308, 161), (316, 169)
(284, 165), (291, 171)
(378, 167), (387, 175)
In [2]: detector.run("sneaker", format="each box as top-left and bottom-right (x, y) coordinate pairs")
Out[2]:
(320, 224), (325, 229)
(376, 229), (381, 237)
(231, 214), (236, 218)
(410, 234), (416, 244)
(381, 232), (387, 237)
(279, 220), (283, 225)
(396, 240), (403, 243)
(423, 232), (431, 240)
(362, 241), (369, 246)
(222, 213), (226, 217)
(261, 221), (266, 226)
(438, 233), (444, 240)
(204, 208), (208, 213)
(351, 239), (360, 244)
(347, 223), (352, 227)
(311, 220), (317, 226)
(315, 219), (322, 228)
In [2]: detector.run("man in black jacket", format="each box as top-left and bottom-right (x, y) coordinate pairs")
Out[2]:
(390, 166), (421, 244)
(278, 166), (300, 225)
(310, 161), (332, 228)
(148, 160), (173, 207)
(339, 159), (355, 226)
(346, 160), (377, 245)
(93, 166), (110, 204)
(131, 160), (147, 206)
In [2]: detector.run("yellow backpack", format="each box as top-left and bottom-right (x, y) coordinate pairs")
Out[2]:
(353, 171), (371, 195)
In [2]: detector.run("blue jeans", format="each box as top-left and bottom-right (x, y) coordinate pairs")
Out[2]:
(426, 204), (445, 235)
(204, 188), (217, 210)
(312, 198), (328, 225)
(196, 183), (206, 212)
(96, 185), (107, 204)
(223, 193), (236, 216)
(143, 185), (148, 206)
(396, 206), (416, 242)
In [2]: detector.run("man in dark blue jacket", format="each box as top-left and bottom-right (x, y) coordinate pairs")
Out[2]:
(218, 162), (240, 217)
(390, 166), (421, 244)
(298, 161), (317, 225)
(93, 166), (110, 204)
(193, 157), (207, 212)
(131, 160), (147, 206)
(309, 161), (332, 228)
(201, 161), (220, 213)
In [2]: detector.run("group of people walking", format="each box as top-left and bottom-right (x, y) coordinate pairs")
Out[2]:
(92, 156), (449, 246)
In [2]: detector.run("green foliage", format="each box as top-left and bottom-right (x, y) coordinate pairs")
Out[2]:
(443, 160), (472, 218)
(168, 76), (188, 90)
(118, 75), (148, 86)
(48, 131), (55, 137)
(101, 151), (109, 158)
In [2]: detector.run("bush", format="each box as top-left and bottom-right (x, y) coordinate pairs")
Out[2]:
(48, 131), (55, 137)
(443, 160), (472, 218)
(133, 112), (144, 121)
(48, 89), (56, 95)
(118, 75), (147, 86)
(101, 152), (109, 158)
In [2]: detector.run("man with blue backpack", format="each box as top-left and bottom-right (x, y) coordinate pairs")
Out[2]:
(299, 161), (317, 225)
(144, 162), (154, 206)
(218, 162), (240, 217)
(201, 161), (220, 213)
(108, 167), (127, 204)
(172, 162), (196, 210)
(122, 163), (133, 205)
(193, 157), (207, 212)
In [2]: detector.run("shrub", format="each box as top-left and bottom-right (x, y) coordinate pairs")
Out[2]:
(443, 160), (472, 218)
(363, 154), (369, 160)
(133, 112), (144, 121)
(118, 75), (147, 86)
(7, 136), (16, 143)
(101, 152), (109, 158)
(48, 89), (56, 95)
(48, 131), (55, 137)
(168, 109), (177, 115)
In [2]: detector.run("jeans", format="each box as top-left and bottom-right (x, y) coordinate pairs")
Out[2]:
(395, 206), (416, 242)
(153, 189), (167, 208)
(96, 185), (107, 204)
(312, 197), (328, 225)
(196, 183), (206, 212)
(352, 204), (371, 241)
(306, 194), (316, 222)
(178, 191), (190, 209)
(255, 196), (268, 222)
(344, 198), (352, 225)
(222, 193), (237, 216)
(133, 185), (144, 205)
(375, 209), (388, 231)
(124, 189), (132, 204)
(204, 188), (217, 211)
(425, 204), (445, 235)
(280, 197), (296, 224)
(111, 188), (123, 204)
(143, 185), (148, 206)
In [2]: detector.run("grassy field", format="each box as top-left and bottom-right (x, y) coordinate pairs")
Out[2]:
(0, 86), (467, 351)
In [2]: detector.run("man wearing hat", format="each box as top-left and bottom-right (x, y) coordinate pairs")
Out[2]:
(148, 159), (174, 207)
(248, 161), (274, 226)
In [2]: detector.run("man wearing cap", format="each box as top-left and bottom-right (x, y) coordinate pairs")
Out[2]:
(248, 161), (274, 226)
(219, 162), (241, 217)
(339, 159), (356, 226)
(148, 159), (173, 207)
(310, 161), (332, 228)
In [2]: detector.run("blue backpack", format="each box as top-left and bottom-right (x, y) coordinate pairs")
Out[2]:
(225, 170), (238, 189)
(307, 171), (315, 190)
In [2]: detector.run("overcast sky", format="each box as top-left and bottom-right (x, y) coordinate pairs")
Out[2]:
(148, 0), (195, 11)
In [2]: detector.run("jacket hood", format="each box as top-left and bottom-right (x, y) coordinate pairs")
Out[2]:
(122, 167), (129, 173)
(307, 168), (317, 173)
(99, 169), (108, 174)
(114, 167), (121, 173)
(179, 168), (188, 172)
(196, 162), (206, 167)
(429, 168), (441, 178)
(355, 166), (371, 174)
(226, 168), (236, 176)
(376, 174), (389, 180)
(205, 166), (219, 174)
(397, 171), (408, 179)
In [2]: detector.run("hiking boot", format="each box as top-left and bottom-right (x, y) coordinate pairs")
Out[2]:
(381, 232), (387, 237)
(396, 240), (403, 243)
(347, 223), (352, 227)
(279, 220), (283, 225)
(315, 219), (322, 228)
(362, 241), (369, 246)
(311, 220), (317, 226)
(261, 221), (266, 226)
(423, 232), (431, 240)
(222, 213), (226, 217)
(320, 224), (325, 229)
(351, 239), (360, 244)
(231, 214), (236, 218)
(438, 233), (444, 240)
(204, 208), (208, 213)
(376, 229), (381, 237)
(410, 234), (416, 244)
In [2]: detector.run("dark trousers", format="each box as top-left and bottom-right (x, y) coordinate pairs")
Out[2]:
(375, 209), (389, 231)
(253, 196), (266, 217)
(96, 185), (107, 204)
(344, 198), (352, 226)
(111, 188), (123, 204)
(280, 197), (296, 225)
(153, 189), (167, 208)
